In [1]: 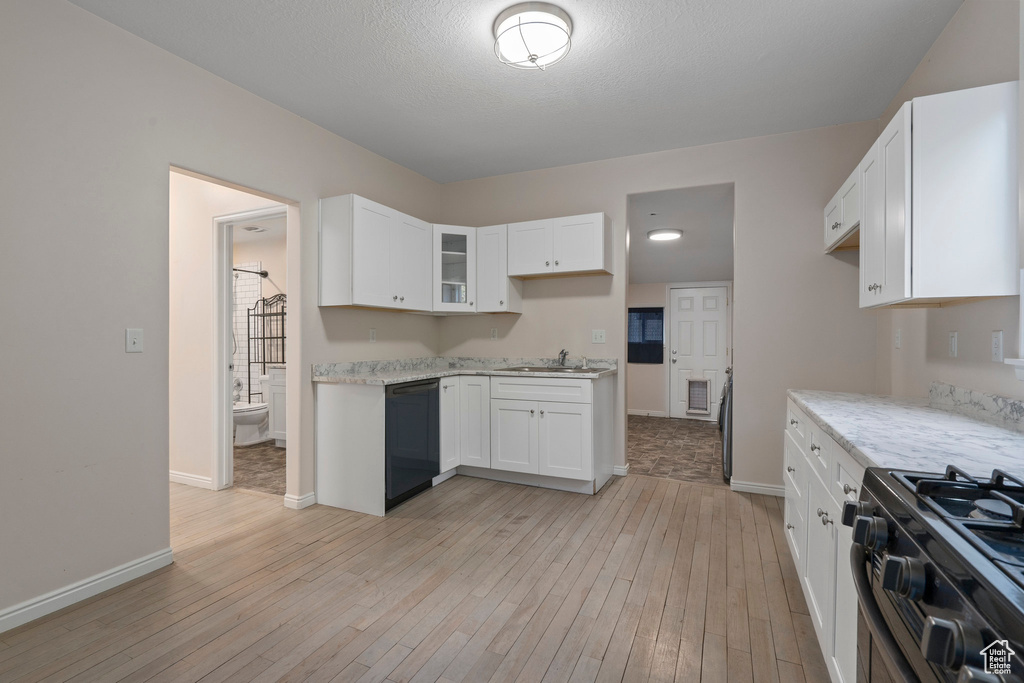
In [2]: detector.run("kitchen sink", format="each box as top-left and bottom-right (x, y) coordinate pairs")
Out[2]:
(496, 366), (596, 373)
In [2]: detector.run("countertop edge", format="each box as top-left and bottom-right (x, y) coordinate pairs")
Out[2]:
(787, 390), (877, 469)
(313, 367), (619, 385)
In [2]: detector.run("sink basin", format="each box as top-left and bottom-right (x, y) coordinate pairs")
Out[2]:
(496, 366), (595, 373)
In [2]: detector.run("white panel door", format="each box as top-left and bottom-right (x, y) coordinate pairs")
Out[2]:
(804, 481), (837, 647)
(538, 401), (592, 480)
(490, 399), (539, 473)
(832, 511), (858, 683)
(669, 287), (729, 420)
(439, 379), (460, 473)
(392, 212), (432, 311)
(552, 214), (601, 273)
(859, 142), (884, 308)
(507, 219), (554, 276)
(459, 376), (490, 468)
(351, 197), (395, 308)
(879, 104), (912, 305)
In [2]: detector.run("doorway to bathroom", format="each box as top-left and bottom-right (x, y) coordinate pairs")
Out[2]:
(168, 168), (294, 500)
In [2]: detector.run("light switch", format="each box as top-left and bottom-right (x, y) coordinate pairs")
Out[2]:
(592, 329), (606, 344)
(125, 328), (143, 353)
(948, 331), (958, 358)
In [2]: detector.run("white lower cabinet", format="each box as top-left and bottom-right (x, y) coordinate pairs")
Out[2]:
(537, 402), (592, 480)
(458, 376), (490, 468)
(784, 399), (863, 683)
(491, 399), (539, 473)
(267, 367), (286, 444)
(439, 379), (461, 473)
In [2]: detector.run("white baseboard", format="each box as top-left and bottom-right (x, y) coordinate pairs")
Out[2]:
(0, 547), (173, 635)
(283, 492), (316, 509)
(169, 470), (214, 489)
(432, 469), (458, 486)
(730, 480), (785, 497)
(612, 464), (630, 476)
(627, 409), (669, 417)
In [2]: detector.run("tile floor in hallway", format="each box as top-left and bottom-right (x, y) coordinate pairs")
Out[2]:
(233, 441), (286, 496)
(628, 415), (727, 487)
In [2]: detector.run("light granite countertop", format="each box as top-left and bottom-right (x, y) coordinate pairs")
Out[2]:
(788, 384), (1024, 477)
(312, 356), (618, 386)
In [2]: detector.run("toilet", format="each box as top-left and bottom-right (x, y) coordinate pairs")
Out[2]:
(233, 401), (270, 446)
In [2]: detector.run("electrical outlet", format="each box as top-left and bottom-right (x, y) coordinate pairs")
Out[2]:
(369, 328), (376, 342)
(992, 330), (1004, 362)
(592, 329), (606, 344)
(949, 331), (958, 358)
(125, 328), (143, 353)
(895, 328), (901, 350)
(490, 328), (498, 340)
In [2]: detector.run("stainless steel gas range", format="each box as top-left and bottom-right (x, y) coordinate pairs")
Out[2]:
(845, 466), (1024, 682)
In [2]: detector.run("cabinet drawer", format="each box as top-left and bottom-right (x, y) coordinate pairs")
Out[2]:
(806, 422), (832, 485)
(489, 376), (592, 404)
(832, 452), (865, 506)
(784, 431), (807, 499)
(786, 400), (808, 448)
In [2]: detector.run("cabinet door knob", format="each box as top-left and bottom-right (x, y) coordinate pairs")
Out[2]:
(789, 418), (798, 425)
(530, 409), (535, 415)
(393, 295), (399, 301)
(555, 260), (559, 266)
(844, 484), (857, 495)
(540, 409), (545, 415)
(400, 296), (404, 302)
(810, 443), (821, 454)
(817, 507), (825, 517)
(787, 466), (795, 473)
(469, 301), (473, 306)
(545, 261), (550, 267)
(821, 514), (833, 526)
(499, 300), (504, 306)
(786, 523), (795, 530)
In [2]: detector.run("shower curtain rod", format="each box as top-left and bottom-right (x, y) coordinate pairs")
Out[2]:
(233, 267), (268, 278)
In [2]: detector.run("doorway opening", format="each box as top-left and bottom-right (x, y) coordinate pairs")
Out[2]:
(168, 169), (294, 499)
(625, 184), (735, 487)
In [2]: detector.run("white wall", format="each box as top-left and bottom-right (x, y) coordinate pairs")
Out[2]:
(874, 0), (1023, 399)
(438, 121), (881, 488)
(1, 0), (442, 623)
(627, 283), (669, 415)
(235, 235), (287, 296)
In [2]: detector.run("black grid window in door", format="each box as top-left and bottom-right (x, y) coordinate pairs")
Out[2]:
(628, 307), (664, 364)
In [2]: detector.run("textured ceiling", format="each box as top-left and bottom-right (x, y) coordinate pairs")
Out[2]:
(628, 184), (734, 285)
(69, 0), (963, 183)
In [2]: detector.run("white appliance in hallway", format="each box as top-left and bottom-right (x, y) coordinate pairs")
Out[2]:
(669, 286), (729, 420)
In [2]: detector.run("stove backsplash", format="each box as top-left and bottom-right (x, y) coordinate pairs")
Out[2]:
(929, 381), (1024, 434)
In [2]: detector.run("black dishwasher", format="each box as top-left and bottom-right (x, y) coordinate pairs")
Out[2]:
(385, 379), (440, 511)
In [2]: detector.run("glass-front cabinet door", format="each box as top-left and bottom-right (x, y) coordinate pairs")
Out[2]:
(432, 225), (477, 313)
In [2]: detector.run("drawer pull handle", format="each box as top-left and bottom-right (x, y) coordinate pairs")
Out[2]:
(786, 523), (795, 530)
(821, 514), (833, 526)
(810, 443), (821, 454)
(786, 466), (796, 473)
(816, 507), (825, 517)
(789, 418), (798, 426)
(844, 484), (857, 495)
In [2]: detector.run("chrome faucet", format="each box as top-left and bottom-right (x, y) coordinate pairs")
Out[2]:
(558, 349), (569, 366)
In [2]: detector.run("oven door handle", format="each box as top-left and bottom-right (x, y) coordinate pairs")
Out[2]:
(850, 542), (919, 682)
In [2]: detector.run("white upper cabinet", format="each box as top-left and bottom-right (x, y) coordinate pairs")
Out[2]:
(476, 225), (522, 314)
(823, 168), (860, 253)
(857, 81), (1019, 308)
(433, 225), (477, 313)
(319, 194), (432, 311)
(507, 213), (612, 277)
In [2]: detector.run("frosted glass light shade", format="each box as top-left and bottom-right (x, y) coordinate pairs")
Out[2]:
(493, 3), (572, 70)
(647, 229), (683, 241)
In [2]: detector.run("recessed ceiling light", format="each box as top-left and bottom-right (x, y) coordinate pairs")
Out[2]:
(493, 2), (572, 70)
(241, 225), (267, 233)
(647, 229), (683, 241)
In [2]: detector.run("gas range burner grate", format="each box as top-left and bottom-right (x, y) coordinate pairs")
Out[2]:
(894, 466), (1024, 571)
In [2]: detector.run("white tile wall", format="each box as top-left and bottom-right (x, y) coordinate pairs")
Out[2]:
(233, 261), (262, 402)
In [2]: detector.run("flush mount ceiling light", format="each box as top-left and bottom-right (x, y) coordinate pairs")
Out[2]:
(647, 229), (683, 241)
(493, 2), (572, 70)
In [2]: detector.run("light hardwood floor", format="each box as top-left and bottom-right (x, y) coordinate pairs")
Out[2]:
(0, 475), (828, 682)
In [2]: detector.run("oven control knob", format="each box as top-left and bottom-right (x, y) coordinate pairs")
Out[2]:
(921, 617), (984, 671)
(841, 501), (872, 527)
(852, 515), (888, 550)
(881, 556), (926, 600)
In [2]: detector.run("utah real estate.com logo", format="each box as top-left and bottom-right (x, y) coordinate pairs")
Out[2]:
(981, 640), (1015, 676)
